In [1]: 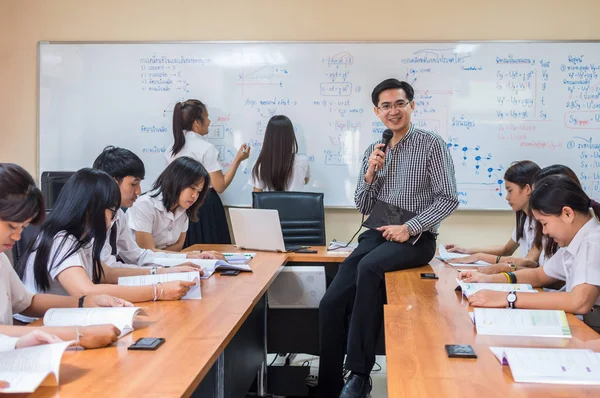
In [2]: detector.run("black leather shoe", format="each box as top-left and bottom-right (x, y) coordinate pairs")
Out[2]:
(339, 373), (372, 398)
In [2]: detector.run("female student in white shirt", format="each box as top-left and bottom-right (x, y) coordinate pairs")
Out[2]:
(17, 168), (199, 306)
(166, 99), (250, 244)
(446, 160), (542, 272)
(459, 175), (600, 332)
(0, 163), (129, 349)
(249, 115), (310, 192)
(128, 156), (209, 252)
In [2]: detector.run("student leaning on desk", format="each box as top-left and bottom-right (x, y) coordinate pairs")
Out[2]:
(459, 175), (600, 333)
(0, 163), (129, 350)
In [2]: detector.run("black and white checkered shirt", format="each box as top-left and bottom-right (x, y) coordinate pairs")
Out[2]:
(355, 123), (459, 235)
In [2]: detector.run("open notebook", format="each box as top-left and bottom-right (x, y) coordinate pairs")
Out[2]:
(152, 258), (252, 279)
(490, 347), (600, 385)
(118, 271), (201, 299)
(43, 307), (145, 338)
(0, 341), (74, 393)
(471, 308), (572, 338)
(456, 278), (536, 298)
(438, 244), (489, 266)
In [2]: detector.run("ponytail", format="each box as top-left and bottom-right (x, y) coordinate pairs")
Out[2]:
(530, 175), (600, 220)
(171, 100), (207, 157)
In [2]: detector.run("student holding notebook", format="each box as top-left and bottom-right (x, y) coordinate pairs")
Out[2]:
(92, 146), (222, 266)
(166, 99), (250, 244)
(249, 115), (310, 192)
(447, 160), (543, 272)
(459, 175), (600, 333)
(16, 168), (199, 309)
(128, 156), (209, 252)
(0, 163), (129, 349)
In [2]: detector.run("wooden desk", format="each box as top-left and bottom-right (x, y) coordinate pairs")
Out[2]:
(384, 259), (600, 397)
(33, 249), (287, 398)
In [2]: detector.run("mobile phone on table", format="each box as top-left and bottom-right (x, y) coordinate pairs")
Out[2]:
(420, 273), (438, 280)
(128, 337), (165, 351)
(221, 270), (240, 276)
(445, 344), (477, 358)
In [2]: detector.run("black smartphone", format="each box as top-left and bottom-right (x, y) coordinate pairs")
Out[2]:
(128, 337), (165, 351)
(445, 344), (477, 358)
(420, 273), (438, 280)
(221, 270), (240, 276)
(295, 249), (318, 254)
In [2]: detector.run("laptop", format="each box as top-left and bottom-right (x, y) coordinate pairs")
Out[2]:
(228, 208), (305, 252)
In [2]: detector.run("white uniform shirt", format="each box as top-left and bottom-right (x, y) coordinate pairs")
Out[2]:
(0, 253), (33, 325)
(511, 215), (537, 258)
(127, 193), (189, 249)
(543, 217), (600, 307)
(248, 154), (311, 192)
(101, 208), (186, 267)
(165, 131), (222, 172)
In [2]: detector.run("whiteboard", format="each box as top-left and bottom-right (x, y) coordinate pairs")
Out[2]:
(39, 42), (600, 209)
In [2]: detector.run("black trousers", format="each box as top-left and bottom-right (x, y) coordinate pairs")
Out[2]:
(317, 228), (436, 397)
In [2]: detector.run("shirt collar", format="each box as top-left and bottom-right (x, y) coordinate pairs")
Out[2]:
(184, 130), (206, 141)
(566, 217), (600, 256)
(391, 123), (415, 149)
(151, 192), (187, 220)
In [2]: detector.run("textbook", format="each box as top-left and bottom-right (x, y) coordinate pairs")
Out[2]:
(0, 341), (74, 393)
(152, 258), (252, 279)
(456, 278), (536, 298)
(43, 307), (146, 338)
(118, 271), (201, 299)
(438, 244), (489, 266)
(471, 308), (572, 338)
(490, 347), (600, 385)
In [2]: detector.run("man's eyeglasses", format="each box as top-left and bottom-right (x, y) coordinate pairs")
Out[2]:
(377, 100), (412, 112)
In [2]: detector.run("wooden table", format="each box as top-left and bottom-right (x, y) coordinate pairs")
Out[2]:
(384, 259), (600, 397)
(33, 247), (287, 398)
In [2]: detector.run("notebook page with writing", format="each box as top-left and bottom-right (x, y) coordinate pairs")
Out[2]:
(117, 271), (201, 299)
(473, 308), (572, 338)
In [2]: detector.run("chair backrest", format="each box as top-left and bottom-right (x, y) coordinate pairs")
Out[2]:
(252, 192), (326, 246)
(41, 171), (75, 211)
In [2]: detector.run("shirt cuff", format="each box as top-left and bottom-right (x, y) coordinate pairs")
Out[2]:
(405, 218), (423, 236)
(0, 336), (20, 352)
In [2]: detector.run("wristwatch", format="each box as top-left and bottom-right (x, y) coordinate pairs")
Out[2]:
(150, 267), (158, 275)
(507, 291), (517, 309)
(509, 263), (517, 272)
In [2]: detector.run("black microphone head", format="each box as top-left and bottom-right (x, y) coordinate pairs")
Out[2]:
(382, 129), (393, 146)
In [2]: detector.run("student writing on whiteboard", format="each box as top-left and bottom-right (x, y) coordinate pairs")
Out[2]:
(166, 99), (250, 244)
(16, 168), (199, 310)
(92, 146), (222, 268)
(459, 175), (600, 333)
(447, 161), (545, 272)
(128, 157), (209, 253)
(249, 115), (310, 192)
(0, 163), (131, 349)
(317, 79), (459, 398)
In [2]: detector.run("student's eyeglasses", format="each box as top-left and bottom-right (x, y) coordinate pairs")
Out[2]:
(108, 207), (118, 221)
(377, 100), (412, 112)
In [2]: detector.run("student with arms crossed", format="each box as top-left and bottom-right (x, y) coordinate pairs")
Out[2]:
(459, 175), (600, 333)
(0, 163), (129, 349)
(249, 115), (310, 192)
(167, 99), (250, 244)
(92, 146), (222, 266)
(16, 168), (199, 310)
(447, 160), (543, 272)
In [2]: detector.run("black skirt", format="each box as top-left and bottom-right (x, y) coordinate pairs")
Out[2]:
(184, 189), (231, 246)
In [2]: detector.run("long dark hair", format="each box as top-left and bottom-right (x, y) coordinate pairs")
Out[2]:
(16, 168), (121, 291)
(151, 156), (210, 222)
(252, 115), (298, 191)
(0, 163), (45, 225)
(171, 99), (207, 157)
(532, 165), (582, 257)
(504, 160), (541, 242)
(531, 174), (600, 224)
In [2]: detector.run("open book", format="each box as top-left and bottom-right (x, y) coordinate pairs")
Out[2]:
(43, 307), (145, 338)
(0, 341), (74, 393)
(456, 278), (536, 298)
(222, 253), (255, 264)
(438, 244), (489, 266)
(152, 258), (252, 279)
(471, 308), (572, 338)
(118, 271), (201, 299)
(490, 347), (600, 384)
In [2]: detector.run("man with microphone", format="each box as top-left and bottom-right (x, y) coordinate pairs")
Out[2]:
(317, 79), (458, 398)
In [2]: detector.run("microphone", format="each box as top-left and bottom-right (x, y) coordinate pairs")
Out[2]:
(375, 129), (394, 172)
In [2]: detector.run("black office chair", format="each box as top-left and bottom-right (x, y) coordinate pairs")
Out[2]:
(41, 171), (75, 211)
(251, 191), (326, 246)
